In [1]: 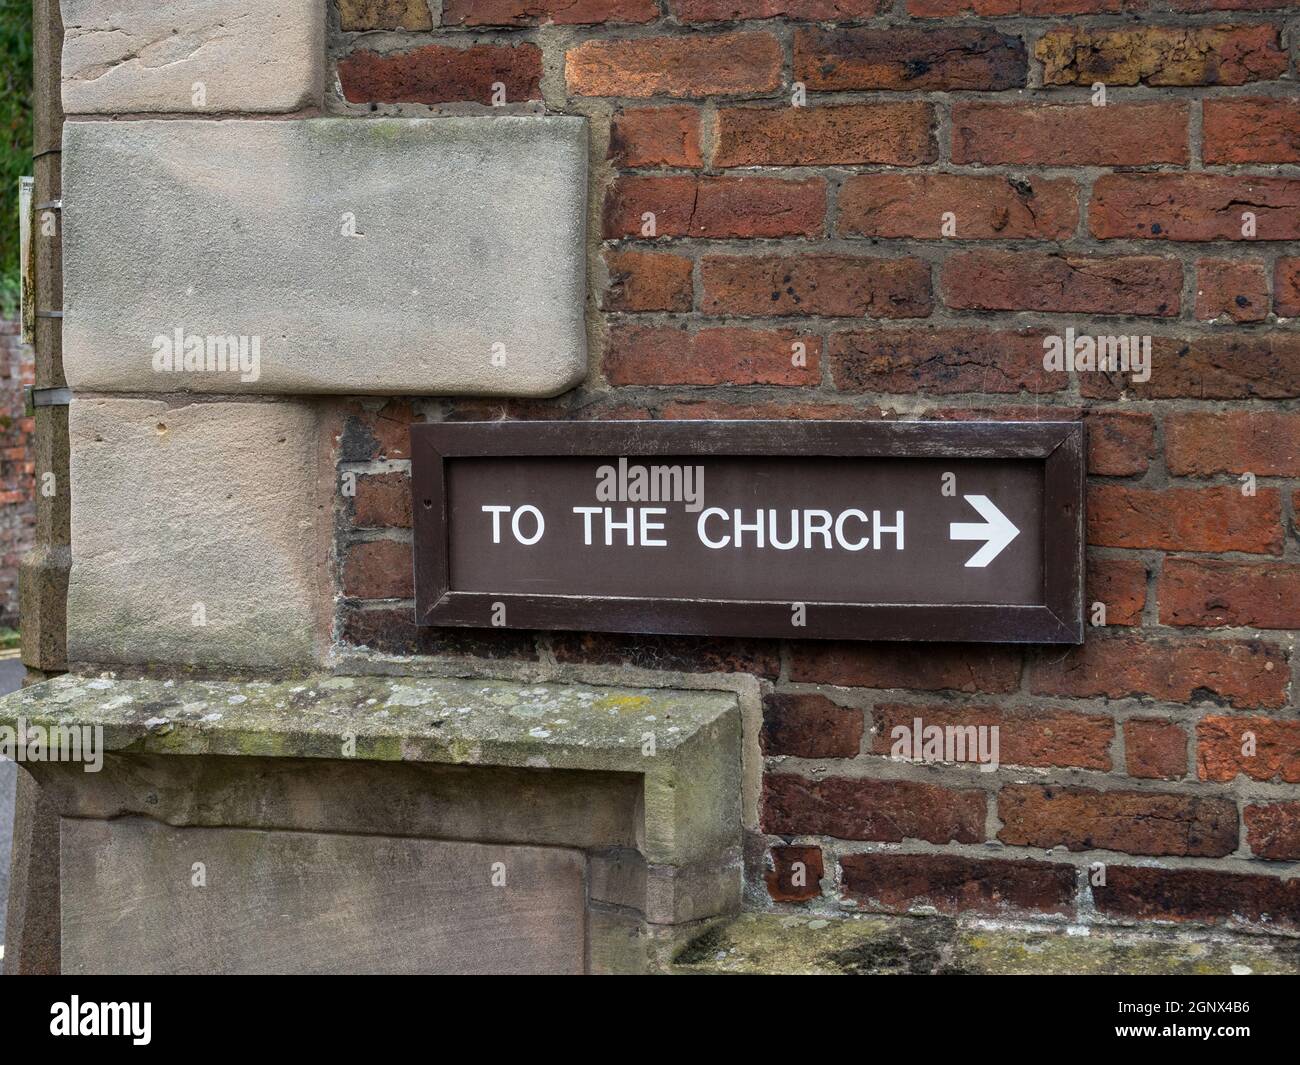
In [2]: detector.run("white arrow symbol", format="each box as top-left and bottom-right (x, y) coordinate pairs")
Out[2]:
(949, 494), (1019, 568)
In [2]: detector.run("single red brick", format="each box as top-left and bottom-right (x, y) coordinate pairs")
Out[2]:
(828, 328), (1061, 395)
(794, 26), (1026, 91)
(1124, 719), (1187, 780)
(840, 853), (1076, 918)
(1087, 557), (1146, 627)
(1275, 258), (1300, 316)
(1028, 635), (1288, 708)
(789, 642), (1022, 693)
(338, 43), (542, 104)
(1088, 485), (1282, 554)
(352, 471), (412, 529)
(910, 0), (1122, 12)
(1203, 97), (1300, 163)
(714, 103), (935, 167)
(1092, 866), (1300, 930)
(1079, 333), (1300, 401)
(1199, 715), (1300, 782)
(342, 539), (414, 599)
(1091, 174), (1300, 241)
(603, 249), (694, 312)
(1160, 558), (1300, 629)
(838, 173), (1077, 240)
(871, 703), (1113, 770)
(998, 784), (1236, 857)
(1195, 258), (1269, 322)
(1245, 803), (1300, 860)
(443, 0), (657, 24)
(1036, 25), (1286, 86)
(604, 324), (821, 386)
(952, 101), (1188, 165)
(761, 773), (986, 843)
(762, 693), (863, 758)
(1167, 411), (1300, 477)
(661, 398), (865, 420)
(339, 400), (422, 462)
(551, 631), (782, 676)
(609, 107), (702, 168)
(765, 845), (825, 903)
(566, 33), (782, 97)
(1085, 410), (1155, 476)
(604, 175), (826, 239)
(700, 255), (931, 319)
(677, 0), (888, 18)
(943, 252), (1181, 316)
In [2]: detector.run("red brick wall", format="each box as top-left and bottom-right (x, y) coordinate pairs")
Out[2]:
(331, 2), (1300, 933)
(0, 320), (35, 630)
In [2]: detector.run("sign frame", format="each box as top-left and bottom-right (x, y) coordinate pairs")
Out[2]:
(411, 420), (1084, 644)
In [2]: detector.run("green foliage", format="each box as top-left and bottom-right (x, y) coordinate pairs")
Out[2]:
(0, 1), (33, 319)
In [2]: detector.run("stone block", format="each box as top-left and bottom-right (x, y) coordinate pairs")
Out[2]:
(62, 117), (589, 396)
(67, 398), (326, 669)
(62, 818), (586, 974)
(61, 0), (324, 114)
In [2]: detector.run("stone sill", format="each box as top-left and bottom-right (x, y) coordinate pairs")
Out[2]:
(673, 913), (1300, 976)
(0, 672), (735, 774)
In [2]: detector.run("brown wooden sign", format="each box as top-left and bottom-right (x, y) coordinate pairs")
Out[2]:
(411, 421), (1084, 644)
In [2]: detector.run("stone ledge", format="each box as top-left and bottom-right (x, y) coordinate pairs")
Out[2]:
(672, 913), (1300, 976)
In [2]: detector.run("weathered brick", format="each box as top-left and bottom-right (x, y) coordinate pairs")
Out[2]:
(762, 693), (863, 758)
(1086, 410), (1155, 476)
(1203, 97), (1300, 163)
(1028, 635), (1288, 708)
(608, 106), (702, 168)
(952, 102), (1188, 165)
(1088, 485), (1282, 554)
(700, 255), (931, 318)
(566, 33), (782, 97)
(1091, 174), (1300, 241)
(342, 539), (414, 599)
(1195, 258), (1269, 322)
(677, 0), (889, 17)
(790, 642), (1021, 693)
(943, 252), (1181, 316)
(352, 471), (413, 529)
(340, 603), (538, 659)
(1093, 866), (1300, 930)
(1036, 25), (1286, 86)
(794, 27), (1026, 91)
(1079, 333), (1300, 401)
(444, 0), (657, 24)
(1167, 411), (1300, 477)
(1199, 716), (1300, 782)
(998, 784), (1237, 857)
(604, 324), (821, 386)
(1276, 258), (1300, 316)
(1161, 558), (1300, 629)
(338, 0), (434, 30)
(714, 103), (935, 167)
(603, 249), (694, 312)
(910, 0), (1122, 12)
(828, 328), (1061, 395)
(838, 174), (1076, 240)
(338, 43), (542, 104)
(765, 845), (824, 904)
(551, 631), (782, 677)
(761, 774), (986, 843)
(604, 175), (826, 239)
(1245, 803), (1300, 860)
(1087, 557), (1146, 626)
(1124, 719), (1188, 780)
(840, 853), (1076, 917)
(339, 400), (422, 462)
(871, 703), (1114, 770)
